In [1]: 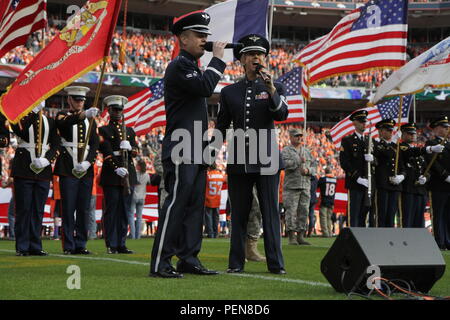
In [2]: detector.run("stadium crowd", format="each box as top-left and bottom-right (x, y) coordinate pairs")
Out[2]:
(0, 24), (437, 88)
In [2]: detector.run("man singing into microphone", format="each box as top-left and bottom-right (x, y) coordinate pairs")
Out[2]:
(149, 11), (227, 278)
(216, 34), (289, 274)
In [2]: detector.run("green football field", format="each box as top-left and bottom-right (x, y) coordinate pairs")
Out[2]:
(0, 236), (449, 300)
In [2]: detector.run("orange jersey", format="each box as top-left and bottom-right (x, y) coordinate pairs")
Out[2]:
(52, 176), (61, 200)
(205, 169), (226, 208)
(279, 170), (285, 203)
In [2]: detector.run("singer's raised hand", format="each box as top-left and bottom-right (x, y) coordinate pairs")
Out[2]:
(212, 41), (227, 60)
(257, 64), (276, 94)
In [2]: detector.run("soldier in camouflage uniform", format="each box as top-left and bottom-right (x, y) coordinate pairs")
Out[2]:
(245, 187), (266, 262)
(282, 128), (317, 245)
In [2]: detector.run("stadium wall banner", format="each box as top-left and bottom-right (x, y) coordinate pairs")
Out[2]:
(0, 64), (448, 100)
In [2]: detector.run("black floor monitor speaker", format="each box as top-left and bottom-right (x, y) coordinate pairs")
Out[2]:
(321, 228), (446, 294)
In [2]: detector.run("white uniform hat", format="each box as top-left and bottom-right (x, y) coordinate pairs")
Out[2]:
(64, 86), (90, 100)
(103, 95), (128, 110)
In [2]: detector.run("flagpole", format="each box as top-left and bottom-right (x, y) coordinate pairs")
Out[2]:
(303, 98), (307, 131)
(394, 95), (404, 175)
(36, 23), (48, 161)
(30, 24), (48, 174)
(75, 0), (122, 175)
(413, 94), (416, 123)
(78, 58), (108, 168)
(422, 130), (450, 179)
(268, 0), (275, 44)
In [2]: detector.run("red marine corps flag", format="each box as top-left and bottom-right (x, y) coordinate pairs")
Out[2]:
(0, 0), (122, 123)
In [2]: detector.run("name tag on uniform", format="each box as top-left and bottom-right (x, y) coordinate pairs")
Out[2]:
(255, 92), (269, 100)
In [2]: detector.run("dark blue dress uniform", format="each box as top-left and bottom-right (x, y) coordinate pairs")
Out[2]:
(98, 107), (138, 254)
(150, 55), (226, 275)
(372, 119), (405, 228)
(425, 116), (450, 250)
(10, 111), (60, 255)
(399, 123), (427, 228)
(217, 34), (289, 274)
(0, 113), (10, 173)
(339, 110), (370, 227)
(54, 106), (99, 254)
(150, 11), (226, 278)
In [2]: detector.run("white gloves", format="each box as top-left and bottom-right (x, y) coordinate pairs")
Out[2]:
(120, 140), (132, 151)
(417, 175), (427, 185)
(32, 102), (45, 114)
(32, 157), (50, 169)
(389, 175), (405, 185)
(445, 176), (450, 184)
(85, 107), (99, 119)
(364, 154), (374, 162)
(426, 144), (445, 154)
(74, 161), (91, 172)
(357, 177), (369, 188)
(115, 167), (129, 178)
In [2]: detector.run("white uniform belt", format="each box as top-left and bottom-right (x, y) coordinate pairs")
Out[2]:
(113, 151), (122, 156)
(61, 140), (90, 150)
(18, 142), (50, 152)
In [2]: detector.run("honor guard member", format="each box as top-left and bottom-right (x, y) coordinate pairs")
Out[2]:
(150, 11), (227, 278)
(10, 103), (60, 256)
(372, 119), (405, 227)
(339, 110), (373, 227)
(98, 95), (138, 254)
(54, 86), (100, 254)
(0, 113), (10, 173)
(425, 116), (450, 250)
(399, 123), (443, 228)
(216, 34), (289, 275)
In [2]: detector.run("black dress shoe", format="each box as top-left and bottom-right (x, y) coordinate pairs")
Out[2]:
(117, 247), (133, 254)
(107, 247), (118, 254)
(29, 250), (48, 256)
(74, 248), (91, 255)
(16, 251), (29, 256)
(269, 268), (287, 275)
(150, 269), (184, 278)
(227, 268), (244, 273)
(63, 250), (74, 255)
(177, 261), (219, 275)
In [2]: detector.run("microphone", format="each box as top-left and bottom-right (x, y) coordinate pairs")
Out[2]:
(253, 63), (271, 82)
(203, 42), (243, 52)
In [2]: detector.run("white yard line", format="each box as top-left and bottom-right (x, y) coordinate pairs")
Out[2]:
(0, 249), (331, 287)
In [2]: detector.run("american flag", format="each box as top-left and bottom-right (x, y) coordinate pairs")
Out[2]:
(275, 67), (305, 124)
(293, 0), (408, 86)
(123, 79), (166, 136)
(330, 95), (412, 148)
(0, 0), (47, 59)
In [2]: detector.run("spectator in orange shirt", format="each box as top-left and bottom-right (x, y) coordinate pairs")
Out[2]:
(204, 163), (226, 238)
(279, 170), (286, 236)
(88, 161), (100, 240)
